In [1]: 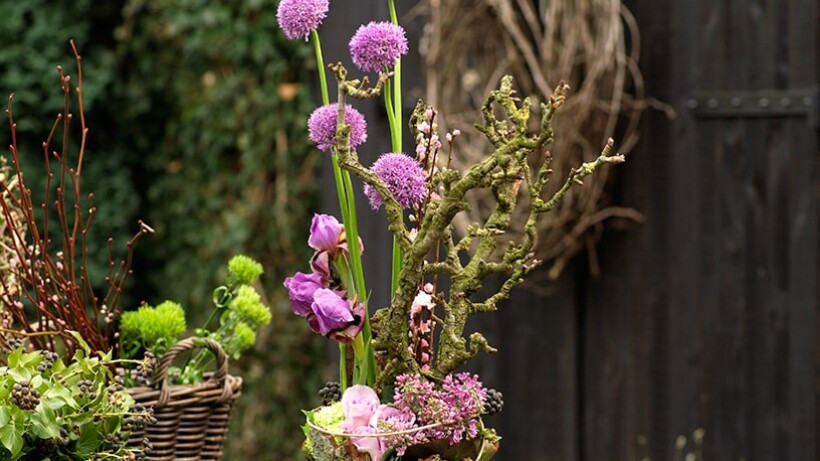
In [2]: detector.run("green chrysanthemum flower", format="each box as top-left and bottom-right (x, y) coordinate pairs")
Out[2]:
(227, 255), (264, 286)
(120, 301), (187, 358)
(233, 322), (257, 351)
(231, 285), (272, 328)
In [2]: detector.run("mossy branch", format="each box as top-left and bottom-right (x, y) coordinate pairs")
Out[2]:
(330, 72), (623, 384)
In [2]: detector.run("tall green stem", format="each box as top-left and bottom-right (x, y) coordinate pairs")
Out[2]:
(311, 30), (329, 106)
(388, 0), (402, 150)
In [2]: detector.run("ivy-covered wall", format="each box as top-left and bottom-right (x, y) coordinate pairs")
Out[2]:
(0, 1), (324, 458)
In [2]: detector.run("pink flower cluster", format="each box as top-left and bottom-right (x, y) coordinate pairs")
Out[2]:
(308, 104), (368, 152)
(393, 372), (488, 447)
(341, 385), (415, 461)
(363, 153), (427, 210)
(283, 214), (365, 343)
(338, 374), (488, 460)
(408, 285), (436, 372)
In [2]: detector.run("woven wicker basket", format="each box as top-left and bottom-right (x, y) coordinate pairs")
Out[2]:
(126, 337), (242, 461)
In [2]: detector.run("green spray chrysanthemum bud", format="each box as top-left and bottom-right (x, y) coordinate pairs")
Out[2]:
(227, 255), (264, 287)
(120, 301), (187, 358)
(233, 322), (257, 351)
(230, 285), (272, 328)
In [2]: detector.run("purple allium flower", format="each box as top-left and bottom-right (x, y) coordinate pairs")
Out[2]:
(309, 213), (343, 252)
(308, 104), (368, 152)
(283, 271), (325, 317)
(276, 0), (329, 41)
(363, 153), (427, 210)
(349, 21), (409, 72)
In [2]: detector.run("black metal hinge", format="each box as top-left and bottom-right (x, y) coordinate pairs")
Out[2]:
(687, 87), (819, 128)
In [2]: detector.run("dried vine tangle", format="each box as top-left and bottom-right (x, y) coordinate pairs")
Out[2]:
(416, 0), (647, 281)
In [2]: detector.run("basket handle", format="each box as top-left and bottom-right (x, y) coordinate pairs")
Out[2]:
(152, 337), (234, 406)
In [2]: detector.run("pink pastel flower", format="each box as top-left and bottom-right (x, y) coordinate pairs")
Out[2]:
(341, 385), (380, 432)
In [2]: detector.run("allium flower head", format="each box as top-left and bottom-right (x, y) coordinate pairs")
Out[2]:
(364, 153), (427, 210)
(349, 21), (409, 72)
(308, 104), (368, 152)
(276, 0), (330, 41)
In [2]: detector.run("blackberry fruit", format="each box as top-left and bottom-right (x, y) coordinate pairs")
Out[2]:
(318, 381), (342, 405)
(483, 388), (504, 415)
(11, 380), (40, 410)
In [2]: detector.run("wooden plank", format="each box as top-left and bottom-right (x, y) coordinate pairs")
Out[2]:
(665, 0), (709, 458)
(783, 2), (818, 460)
(470, 270), (579, 461)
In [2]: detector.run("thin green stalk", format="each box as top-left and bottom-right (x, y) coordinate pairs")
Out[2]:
(339, 344), (347, 390)
(352, 334), (366, 384)
(383, 79), (399, 151)
(388, 0), (402, 149)
(331, 156), (350, 225)
(311, 30), (329, 106)
(342, 170), (375, 385)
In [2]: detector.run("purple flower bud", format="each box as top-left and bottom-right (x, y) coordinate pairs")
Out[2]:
(311, 288), (357, 337)
(308, 104), (368, 152)
(276, 0), (329, 41)
(283, 272), (325, 317)
(364, 153), (427, 210)
(310, 250), (331, 279)
(349, 21), (409, 73)
(309, 214), (343, 252)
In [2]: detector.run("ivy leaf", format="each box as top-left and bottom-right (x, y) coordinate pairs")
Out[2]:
(0, 407), (24, 458)
(68, 331), (91, 356)
(30, 405), (61, 439)
(75, 423), (99, 458)
(5, 348), (22, 368)
(46, 383), (78, 410)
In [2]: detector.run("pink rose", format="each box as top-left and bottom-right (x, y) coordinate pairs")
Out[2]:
(341, 385), (379, 432)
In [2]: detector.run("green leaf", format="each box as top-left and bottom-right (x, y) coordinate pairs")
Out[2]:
(7, 368), (31, 383)
(30, 406), (60, 439)
(5, 348), (22, 368)
(0, 408), (24, 458)
(68, 331), (92, 356)
(46, 384), (78, 410)
(75, 423), (99, 458)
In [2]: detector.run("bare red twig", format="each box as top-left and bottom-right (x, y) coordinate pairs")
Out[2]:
(0, 41), (152, 355)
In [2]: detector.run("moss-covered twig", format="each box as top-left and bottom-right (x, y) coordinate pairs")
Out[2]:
(329, 67), (623, 384)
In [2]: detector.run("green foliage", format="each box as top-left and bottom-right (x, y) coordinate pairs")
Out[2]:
(120, 301), (188, 359)
(0, 343), (151, 460)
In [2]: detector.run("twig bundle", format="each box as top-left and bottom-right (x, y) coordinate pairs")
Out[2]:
(417, 0), (646, 279)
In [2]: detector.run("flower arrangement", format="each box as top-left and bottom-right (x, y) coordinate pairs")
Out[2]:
(278, 1), (624, 460)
